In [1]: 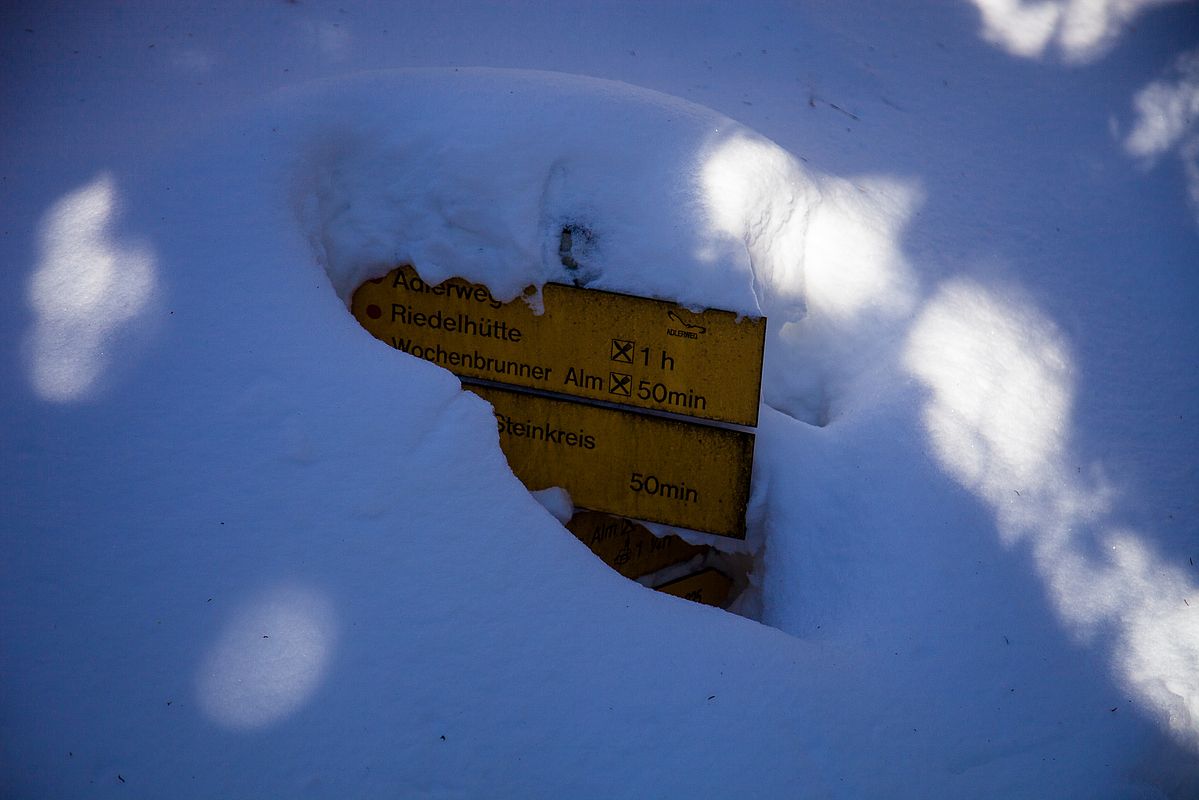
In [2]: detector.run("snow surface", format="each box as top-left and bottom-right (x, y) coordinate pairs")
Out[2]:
(3, 2), (1198, 797)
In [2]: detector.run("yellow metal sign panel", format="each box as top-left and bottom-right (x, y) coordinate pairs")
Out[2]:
(352, 266), (766, 427)
(471, 384), (753, 539)
(654, 569), (733, 608)
(565, 511), (708, 579)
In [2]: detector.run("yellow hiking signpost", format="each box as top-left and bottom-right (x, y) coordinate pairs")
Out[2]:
(352, 266), (766, 427)
(351, 263), (765, 556)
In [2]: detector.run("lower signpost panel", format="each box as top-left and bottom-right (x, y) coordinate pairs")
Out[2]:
(469, 384), (754, 539)
(654, 569), (733, 607)
(565, 511), (708, 579)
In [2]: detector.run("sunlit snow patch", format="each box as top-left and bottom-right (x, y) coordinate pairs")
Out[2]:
(968, 0), (1186, 63)
(700, 133), (922, 424)
(905, 279), (1199, 750)
(197, 584), (337, 730)
(1124, 48), (1199, 228)
(25, 173), (156, 402)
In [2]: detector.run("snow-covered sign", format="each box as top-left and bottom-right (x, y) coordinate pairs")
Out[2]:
(352, 266), (767, 427)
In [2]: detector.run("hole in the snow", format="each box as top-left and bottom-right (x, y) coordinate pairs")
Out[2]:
(558, 223), (599, 286)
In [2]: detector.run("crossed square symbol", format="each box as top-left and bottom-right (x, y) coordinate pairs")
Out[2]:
(609, 372), (632, 397)
(610, 338), (634, 364)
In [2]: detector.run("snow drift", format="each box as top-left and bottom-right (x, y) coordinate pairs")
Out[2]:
(4, 58), (1197, 799)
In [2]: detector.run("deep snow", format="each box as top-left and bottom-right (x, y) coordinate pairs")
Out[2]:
(2, 2), (1198, 797)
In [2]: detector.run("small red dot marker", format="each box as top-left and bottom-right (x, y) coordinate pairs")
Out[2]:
(366, 304), (382, 319)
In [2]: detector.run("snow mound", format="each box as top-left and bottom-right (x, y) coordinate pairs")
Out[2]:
(284, 68), (771, 315)
(284, 68), (922, 427)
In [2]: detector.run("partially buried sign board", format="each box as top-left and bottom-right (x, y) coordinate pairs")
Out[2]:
(352, 266), (766, 427)
(654, 569), (733, 608)
(565, 511), (707, 579)
(470, 384), (754, 539)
